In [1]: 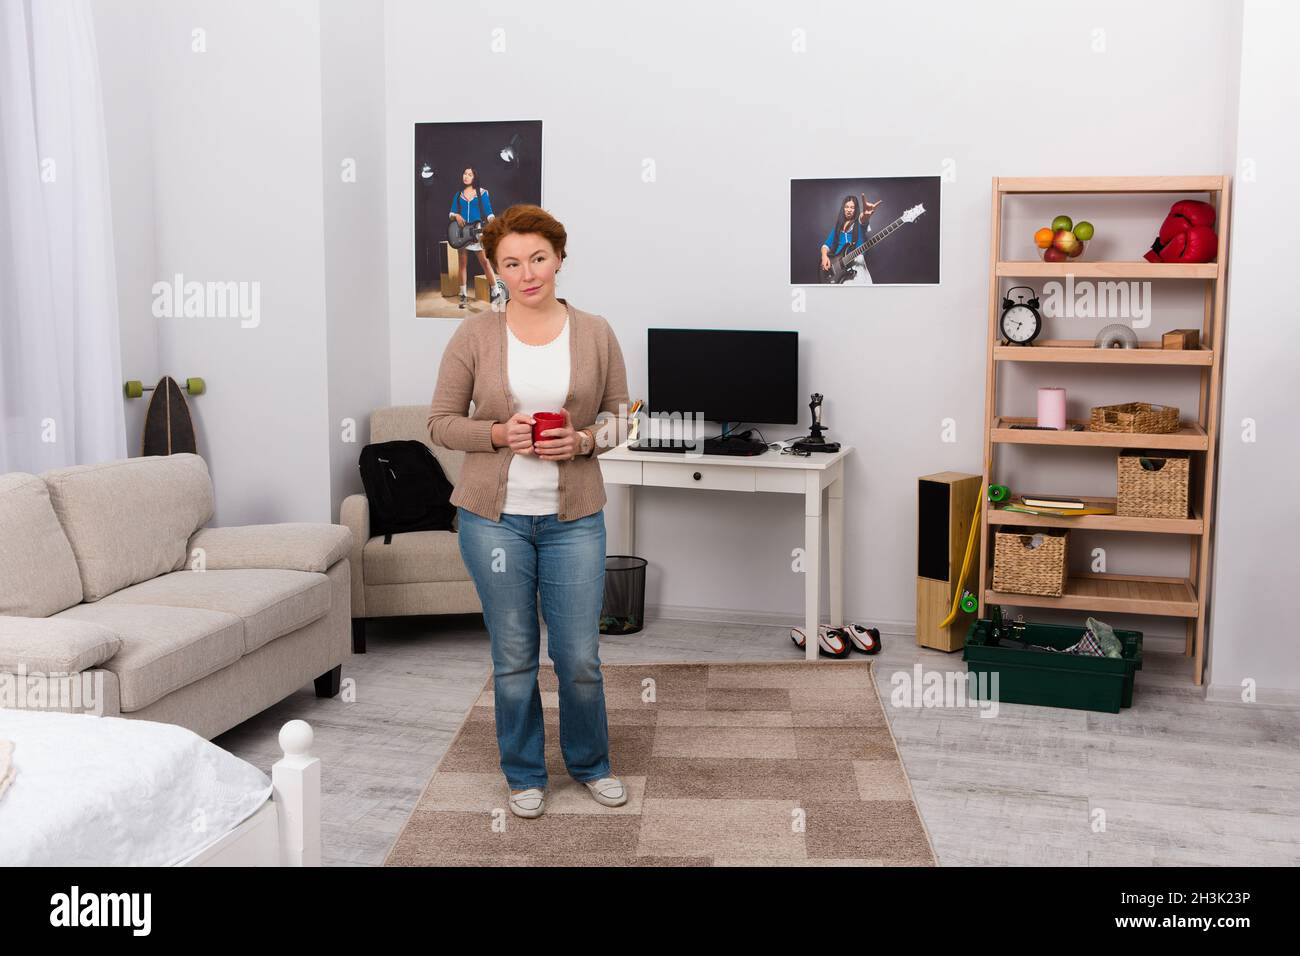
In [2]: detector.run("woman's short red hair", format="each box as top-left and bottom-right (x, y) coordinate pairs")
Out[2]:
(481, 204), (568, 269)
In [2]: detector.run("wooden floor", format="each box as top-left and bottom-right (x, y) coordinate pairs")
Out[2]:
(215, 614), (1300, 867)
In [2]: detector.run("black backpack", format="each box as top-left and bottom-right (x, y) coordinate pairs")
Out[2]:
(358, 440), (456, 543)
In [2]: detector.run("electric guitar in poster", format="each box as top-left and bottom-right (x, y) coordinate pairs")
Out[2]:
(820, 203), (927, 283)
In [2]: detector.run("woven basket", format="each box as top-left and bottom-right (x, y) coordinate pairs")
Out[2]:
(992, 529), (1068, 597)
(1117, 450), (1191, 518)
(1089, 402), (1180, 434)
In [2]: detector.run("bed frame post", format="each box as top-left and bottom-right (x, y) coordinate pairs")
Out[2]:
(272, 720), (321, 866)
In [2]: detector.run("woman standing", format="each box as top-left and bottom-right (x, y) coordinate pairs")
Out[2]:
(427, 204), (631, 819)
(449, 167), (507, 308)
(820, 192), (881, 285)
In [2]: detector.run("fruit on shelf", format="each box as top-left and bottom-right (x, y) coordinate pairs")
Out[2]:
(1052, 229), (1081, 255)
(1033, 217), (1094, 261)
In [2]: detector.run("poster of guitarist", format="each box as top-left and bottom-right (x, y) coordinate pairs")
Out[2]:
(822, 194), (882, 285)
(790, 175), (941, 286)
(415, 120), (542, 318)
(448, 167), (505, 309)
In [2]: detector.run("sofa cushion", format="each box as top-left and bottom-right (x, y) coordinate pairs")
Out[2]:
(372, 405), (466, 485)
(363, 530), (469, 585)
(0, 473), (84, 616)
(97, 568), (331, 654)
(0, 616), (121, 674)
(41, 453), (215, 602)
(187, 523), (352, 573)
(53, 604), (243, 711)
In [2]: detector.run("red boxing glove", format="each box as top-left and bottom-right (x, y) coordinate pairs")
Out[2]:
(1153, 225), (1218, 263)
(1144, 199), (1218, 263)
(1167, 199), (1216, 229)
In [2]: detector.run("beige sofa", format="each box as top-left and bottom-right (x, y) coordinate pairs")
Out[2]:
(0, 453), (352, 741)
(340, 405), (481, 653)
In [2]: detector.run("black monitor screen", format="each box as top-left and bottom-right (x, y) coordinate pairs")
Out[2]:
(647, 329), (798, 425)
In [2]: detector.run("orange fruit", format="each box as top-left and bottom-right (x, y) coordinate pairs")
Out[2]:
(1034, 227), (1054, 249)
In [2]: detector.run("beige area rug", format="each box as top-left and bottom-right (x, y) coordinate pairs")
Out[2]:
(385, 660), (935, 866)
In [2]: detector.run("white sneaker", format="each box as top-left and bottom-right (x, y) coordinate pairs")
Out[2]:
(583, 776), (628, 807)
(789, 625), (851, 658)
(509, 787), (546, 818)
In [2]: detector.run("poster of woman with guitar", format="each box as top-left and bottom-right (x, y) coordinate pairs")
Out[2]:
(415, 120), (543, 318)
(790, 175), (941, 286)
(822, 194), (882, 285)
(448, 167), (505, 309)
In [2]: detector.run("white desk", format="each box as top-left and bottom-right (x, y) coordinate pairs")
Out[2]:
(598, 443), (853, 661)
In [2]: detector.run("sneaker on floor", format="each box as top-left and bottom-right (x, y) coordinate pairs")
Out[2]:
(508, 787), (546, 818)
(458, 291), (467, 308)
(842, 622), (882, 655)
(583, 776), (627, 807)
(789, 624), (851, 657)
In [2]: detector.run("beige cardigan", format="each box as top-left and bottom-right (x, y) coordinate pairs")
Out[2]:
(427, 298), (630, 522)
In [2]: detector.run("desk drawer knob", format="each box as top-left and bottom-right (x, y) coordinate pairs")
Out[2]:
(693, 471), (702, 481)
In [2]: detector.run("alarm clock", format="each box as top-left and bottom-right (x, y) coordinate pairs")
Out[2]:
(999, 286), (1043, 346)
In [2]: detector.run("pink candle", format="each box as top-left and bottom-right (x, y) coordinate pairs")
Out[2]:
(1037, 387), (1067, 430)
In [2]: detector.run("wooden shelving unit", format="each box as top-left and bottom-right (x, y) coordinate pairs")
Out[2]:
(994, 261), (1219, 279)
(980, 175), (1231, 686)
(994, 342), (1214, 367)
(990, 416), (1210, 450)
(986, 572), (1200, 618)
(989, 496), (1204, 536)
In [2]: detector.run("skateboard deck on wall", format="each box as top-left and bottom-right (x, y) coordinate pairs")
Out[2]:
(140, 376), (198, 456)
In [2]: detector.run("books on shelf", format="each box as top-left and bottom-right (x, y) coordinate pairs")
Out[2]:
(1021, 495), (1086, 510)
(1005, 496), (1117, 518)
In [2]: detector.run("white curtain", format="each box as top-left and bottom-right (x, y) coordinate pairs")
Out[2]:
(0, 0), (125, 474)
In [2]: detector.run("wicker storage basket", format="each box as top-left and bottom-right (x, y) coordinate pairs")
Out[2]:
(1117, 450), (1191, 518)
(992, 529), (1069, 597)
(1089, 402), (1180, 434)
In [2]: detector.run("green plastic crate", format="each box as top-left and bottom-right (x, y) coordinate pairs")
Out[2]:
(962, 618), (1143, 714)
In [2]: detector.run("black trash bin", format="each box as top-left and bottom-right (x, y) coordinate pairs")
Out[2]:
(600, 555), (646, 635)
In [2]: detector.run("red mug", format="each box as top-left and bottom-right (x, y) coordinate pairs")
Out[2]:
(531, 411), (565, 446)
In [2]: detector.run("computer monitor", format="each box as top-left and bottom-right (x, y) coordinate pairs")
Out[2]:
(646, 329), (799, 425)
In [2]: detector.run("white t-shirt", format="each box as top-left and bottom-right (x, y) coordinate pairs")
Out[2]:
(501, 316), (571, 515)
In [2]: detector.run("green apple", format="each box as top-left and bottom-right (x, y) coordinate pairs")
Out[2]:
(1074, 220), (1095, 241)
(1051, 214), (1073, 233)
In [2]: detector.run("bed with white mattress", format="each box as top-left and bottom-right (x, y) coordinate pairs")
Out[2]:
(0, 708), (319, 866)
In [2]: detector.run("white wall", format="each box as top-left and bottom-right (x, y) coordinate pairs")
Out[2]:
(385, 0), (1243, 638)
(92, 0), (157, 452)
(94, 0), (387, 526)
(146, 0), (334, 526)
(1206, 0), (1300, 701)
(321, 0), (391, 521)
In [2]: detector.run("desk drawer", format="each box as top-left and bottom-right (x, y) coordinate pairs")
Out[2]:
(642, 460), (755, 492)
(599, 458), (643, 485)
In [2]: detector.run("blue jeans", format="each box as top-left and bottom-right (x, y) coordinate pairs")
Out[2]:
(456, 506), (611, 790)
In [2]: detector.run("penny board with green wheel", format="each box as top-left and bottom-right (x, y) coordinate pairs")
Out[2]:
(134, 376), (203, 456)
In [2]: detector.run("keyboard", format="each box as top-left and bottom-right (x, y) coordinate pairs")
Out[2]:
(627, 438), (769, 457)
